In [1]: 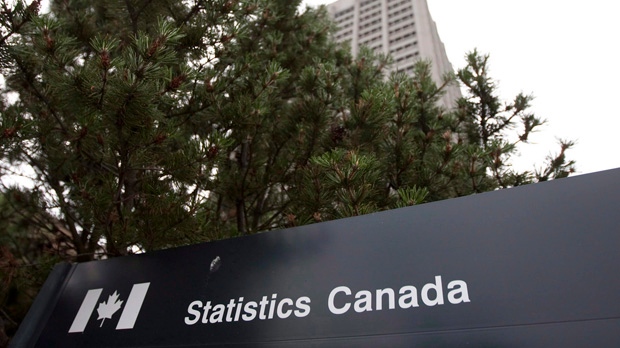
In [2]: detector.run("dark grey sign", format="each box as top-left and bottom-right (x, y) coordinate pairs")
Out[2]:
(13, 168), (620, 347)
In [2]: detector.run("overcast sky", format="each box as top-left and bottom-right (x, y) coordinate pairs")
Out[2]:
(301, 0), (620, 176)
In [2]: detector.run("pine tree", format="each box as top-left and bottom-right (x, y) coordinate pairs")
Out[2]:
(0, 0), (574, 340)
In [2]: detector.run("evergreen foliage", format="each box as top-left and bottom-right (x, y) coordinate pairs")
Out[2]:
(0, 0), (574, 341)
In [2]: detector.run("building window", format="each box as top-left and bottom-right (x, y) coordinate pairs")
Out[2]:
(334, 6), (354, 19)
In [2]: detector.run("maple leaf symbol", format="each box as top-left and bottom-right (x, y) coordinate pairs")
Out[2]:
(96, 291), (124, 327)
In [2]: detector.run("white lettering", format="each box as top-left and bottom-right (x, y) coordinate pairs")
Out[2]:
(447, 280), (470, 304)
(201, 301), (212, 323)
(354, 290), (372, 313)
(277, 298), (294, 319)
(241, 301), (258, 321)
(328, 286), (351, 314)
(184, 276), (469, 325)
(375, 288), (395, 310)
(234, 297), (244, 321)
(421, 276), (444, 306)
(209, 304), (226, 323)
(398, 286), (419, 309)
(268, 294), (277, 320)
(294, 297), (311, 317)
(325, 276), (467, 316)
(184, 300), (202, 325)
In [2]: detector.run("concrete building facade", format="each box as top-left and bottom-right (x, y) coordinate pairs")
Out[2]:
(326, 0), (461, 107)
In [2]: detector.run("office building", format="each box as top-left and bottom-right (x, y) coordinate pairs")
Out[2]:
(326, 0), (461, 107)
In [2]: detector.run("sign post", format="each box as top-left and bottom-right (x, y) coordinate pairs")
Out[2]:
(12, 168), (620, 347)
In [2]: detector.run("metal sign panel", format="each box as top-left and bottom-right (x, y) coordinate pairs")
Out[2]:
(14, 168), (620, 347)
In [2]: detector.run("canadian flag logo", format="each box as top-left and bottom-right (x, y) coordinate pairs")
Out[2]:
(68, 283), (150, 333)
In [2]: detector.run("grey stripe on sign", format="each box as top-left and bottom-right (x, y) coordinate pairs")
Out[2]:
(116, 282), (151, 330)
(68, 288), (103, 333)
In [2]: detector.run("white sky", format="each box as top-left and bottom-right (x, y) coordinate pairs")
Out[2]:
(302, 0), (620, 175)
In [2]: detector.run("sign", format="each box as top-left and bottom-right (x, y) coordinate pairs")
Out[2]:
(12, 168), (620, 347)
